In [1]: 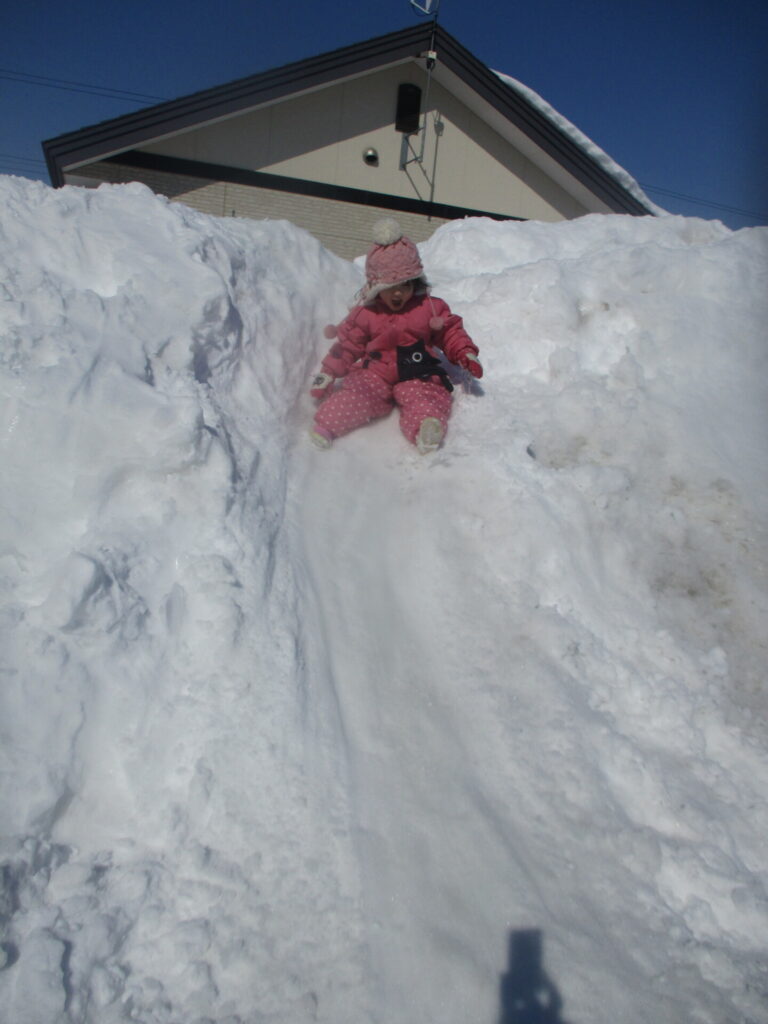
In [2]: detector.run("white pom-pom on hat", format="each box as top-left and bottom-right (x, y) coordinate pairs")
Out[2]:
(363, 218), (424, 302)
(371, 217), (403, 246)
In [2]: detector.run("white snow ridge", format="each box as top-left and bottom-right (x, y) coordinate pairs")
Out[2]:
(1, 175), (767, 1024)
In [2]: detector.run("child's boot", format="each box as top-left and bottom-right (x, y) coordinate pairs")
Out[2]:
(416, 417), (444, 454)
(309, 425), (333, 450)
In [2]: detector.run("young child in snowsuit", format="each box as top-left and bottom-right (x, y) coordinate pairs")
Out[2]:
(309, 219), (482, 454)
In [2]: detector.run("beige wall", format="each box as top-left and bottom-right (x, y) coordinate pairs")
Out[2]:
(70, 161), (453, 259)
(140, 63), (589, 222)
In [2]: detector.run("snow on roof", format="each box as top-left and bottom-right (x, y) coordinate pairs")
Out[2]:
(495, 70), (666, 215)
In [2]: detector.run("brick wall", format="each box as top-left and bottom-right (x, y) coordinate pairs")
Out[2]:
(73, 162), (453, 260)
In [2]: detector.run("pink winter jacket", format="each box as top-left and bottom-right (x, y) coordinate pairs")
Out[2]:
(320, 293), (478, 387)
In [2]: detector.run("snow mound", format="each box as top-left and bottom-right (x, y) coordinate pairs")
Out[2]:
(1, 175), (767, 1024)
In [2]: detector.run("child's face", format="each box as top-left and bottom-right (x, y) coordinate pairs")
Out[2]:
(379, 280), (415, 311)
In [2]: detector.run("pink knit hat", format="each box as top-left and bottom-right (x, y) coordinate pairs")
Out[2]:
(363, 218), (424, 301)
(323, 218), (440, 338)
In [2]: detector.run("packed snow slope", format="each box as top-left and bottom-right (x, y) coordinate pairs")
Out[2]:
(1, 176), (767, 1024)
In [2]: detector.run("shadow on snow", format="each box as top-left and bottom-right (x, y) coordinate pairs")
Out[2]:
(497, 928), (572, 1024)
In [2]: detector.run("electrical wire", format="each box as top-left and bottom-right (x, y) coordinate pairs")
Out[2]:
(0, 155), (48, 176)
(0, 149), (46, 161)
(640, 183), (767, 221)
(0, 67), (168, 104)
(1, 62), (763, 222)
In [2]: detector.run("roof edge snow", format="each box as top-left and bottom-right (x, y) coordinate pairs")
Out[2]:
(494, 72), (661, 215)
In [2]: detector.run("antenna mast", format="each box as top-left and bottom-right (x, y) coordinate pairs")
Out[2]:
(409, 0), (439, 14)
(401, 0), (442, 175)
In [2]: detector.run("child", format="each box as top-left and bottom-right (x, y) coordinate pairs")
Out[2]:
(309, 219), (482, 454)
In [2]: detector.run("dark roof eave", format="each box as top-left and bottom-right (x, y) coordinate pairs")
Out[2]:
(43, 23), (435, 184)
(43, 23), (653, 215)
(432, 32), (650, 215)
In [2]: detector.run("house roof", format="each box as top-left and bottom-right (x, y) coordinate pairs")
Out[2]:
(42, 24), (653, 217)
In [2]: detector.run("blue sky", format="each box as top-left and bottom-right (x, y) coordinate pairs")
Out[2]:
(2, 0), (766, 228)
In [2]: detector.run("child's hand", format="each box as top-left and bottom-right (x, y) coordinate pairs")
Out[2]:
(458, 352), (483, 379)
(310, 372), (335, 399)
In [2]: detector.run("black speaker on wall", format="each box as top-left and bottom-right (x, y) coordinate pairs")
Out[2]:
(395, 83), (422, 134)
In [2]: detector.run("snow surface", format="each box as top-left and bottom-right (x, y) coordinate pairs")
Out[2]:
(1, 175), (767, 1024)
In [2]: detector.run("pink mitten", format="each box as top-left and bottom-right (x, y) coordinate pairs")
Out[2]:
(458, 352), (483, 379)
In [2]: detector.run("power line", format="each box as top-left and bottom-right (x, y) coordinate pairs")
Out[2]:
(1, 62), (764, 223)
(640, 183), (768, 222)
(0, 158), (48, 177)
(0, 152), (47, 165)
(0, 67), (169, 104)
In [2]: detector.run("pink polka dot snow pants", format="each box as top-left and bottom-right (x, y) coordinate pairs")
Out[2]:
(314, 368), (453, 447)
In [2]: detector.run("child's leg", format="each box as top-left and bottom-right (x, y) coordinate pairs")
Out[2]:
(314, 369), (394, 439)
(393, 378), (453, 446)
